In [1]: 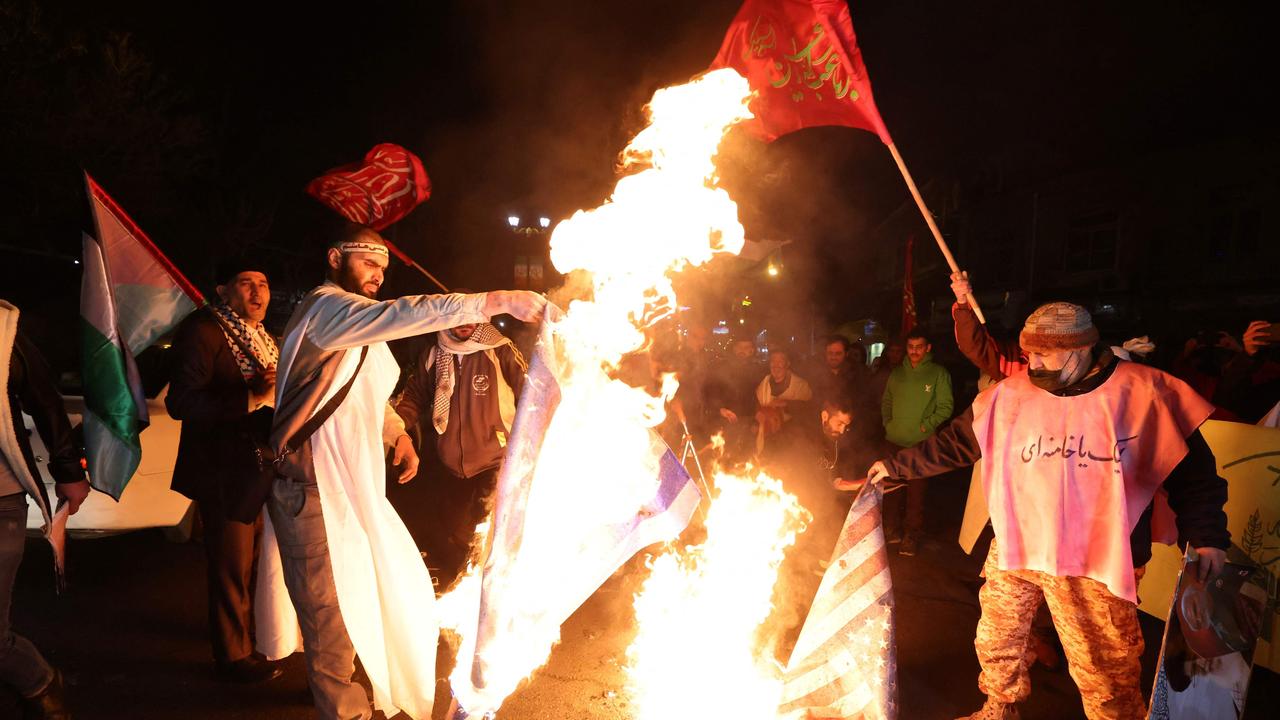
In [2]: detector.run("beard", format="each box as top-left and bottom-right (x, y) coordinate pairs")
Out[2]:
(337, 261), (378, 298)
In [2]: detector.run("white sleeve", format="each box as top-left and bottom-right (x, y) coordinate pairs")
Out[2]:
(306, 289), (489, 351)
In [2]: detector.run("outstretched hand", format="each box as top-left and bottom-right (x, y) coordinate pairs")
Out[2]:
(485, 290), (548, 323)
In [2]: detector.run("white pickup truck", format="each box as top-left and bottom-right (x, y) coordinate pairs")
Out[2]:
(23, 387), (193, 539)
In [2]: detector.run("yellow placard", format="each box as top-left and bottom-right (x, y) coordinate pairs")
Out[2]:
(1138, 419), (1280, 672)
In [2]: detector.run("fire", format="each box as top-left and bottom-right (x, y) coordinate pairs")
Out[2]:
(627, 468), (808, 720)
(442, 68), (808, 717)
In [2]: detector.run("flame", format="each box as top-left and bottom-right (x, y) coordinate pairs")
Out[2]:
(442, 68), (785, 716)
(627, 468), (809, 720)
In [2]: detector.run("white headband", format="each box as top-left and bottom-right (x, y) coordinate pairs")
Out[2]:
(336, 240), (389, 257)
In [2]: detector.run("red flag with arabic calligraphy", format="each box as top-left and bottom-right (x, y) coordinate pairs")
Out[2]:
(305, 143), (432, 230)
(710, 0), (892, 143)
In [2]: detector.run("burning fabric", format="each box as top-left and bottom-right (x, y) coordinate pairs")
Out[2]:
(445, 69), (756, 716)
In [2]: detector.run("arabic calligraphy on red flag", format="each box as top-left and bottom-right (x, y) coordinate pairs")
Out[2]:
(710, 0), (892, 143)
(305, 143), (432, 230)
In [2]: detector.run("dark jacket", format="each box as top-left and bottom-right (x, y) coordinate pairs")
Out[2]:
(395, 337), (526, 480)
(165, 309), (273, 518)
(883, 351), (1230, 567)
(5, 326), (84, 503)
(952, 302), (1026, 381)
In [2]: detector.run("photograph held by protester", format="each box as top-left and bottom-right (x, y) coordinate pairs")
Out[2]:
(165, 259), (282, 684)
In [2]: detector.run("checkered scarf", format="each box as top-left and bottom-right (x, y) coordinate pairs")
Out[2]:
(210, 303), (279, 382)
(431, 323), (510, 434)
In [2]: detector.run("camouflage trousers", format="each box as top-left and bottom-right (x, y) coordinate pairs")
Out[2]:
(976, 542), (1146, 720)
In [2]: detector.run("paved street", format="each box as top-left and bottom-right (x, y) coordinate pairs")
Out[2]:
(6, 476), (1276, 719)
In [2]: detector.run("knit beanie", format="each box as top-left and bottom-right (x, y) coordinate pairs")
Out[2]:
(1019, 302), (1099, 353)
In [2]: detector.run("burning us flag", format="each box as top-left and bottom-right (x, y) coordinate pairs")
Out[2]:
(451, 305), (700, 715)
(781, 483), (897, 719)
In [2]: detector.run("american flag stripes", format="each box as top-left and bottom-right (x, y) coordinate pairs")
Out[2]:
(780, 483), (897, 719)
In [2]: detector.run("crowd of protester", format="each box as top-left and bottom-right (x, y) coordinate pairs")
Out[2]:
(4, 245), (1278, 719)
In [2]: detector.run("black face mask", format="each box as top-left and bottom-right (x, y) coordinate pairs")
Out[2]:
(1028, 368), (1069, 391)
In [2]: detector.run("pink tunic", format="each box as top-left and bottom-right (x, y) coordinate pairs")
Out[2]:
(972, 362), (1213, 603)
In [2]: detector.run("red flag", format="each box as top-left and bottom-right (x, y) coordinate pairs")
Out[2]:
(305, 143), (431, 230)
(901, 234), (917, 336)
(710, 0), (892, 143)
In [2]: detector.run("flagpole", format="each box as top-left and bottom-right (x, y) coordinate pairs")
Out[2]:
(382, 237), (451, 293)
(886, 143), (987, 324)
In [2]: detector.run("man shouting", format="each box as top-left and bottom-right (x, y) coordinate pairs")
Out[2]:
(259, 224), (544, 720)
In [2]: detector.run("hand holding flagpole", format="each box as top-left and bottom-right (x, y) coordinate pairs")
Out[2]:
(887, 143), (986, 323)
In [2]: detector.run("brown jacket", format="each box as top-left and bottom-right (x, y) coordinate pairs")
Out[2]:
(395, 338), (526, 479)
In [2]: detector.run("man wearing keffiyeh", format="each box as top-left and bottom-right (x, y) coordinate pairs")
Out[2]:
(394, 313), (526, 590)
(166, 258), (282, 684)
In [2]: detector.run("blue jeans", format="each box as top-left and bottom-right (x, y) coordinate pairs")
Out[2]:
(267, 479), (371, 720)
(0, 492), (54, 697)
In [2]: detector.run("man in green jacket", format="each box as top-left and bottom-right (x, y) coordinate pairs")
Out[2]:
(881, 330), (953, 555)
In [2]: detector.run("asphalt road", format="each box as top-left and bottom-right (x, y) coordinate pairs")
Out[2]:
(6, 476), (1277, 719)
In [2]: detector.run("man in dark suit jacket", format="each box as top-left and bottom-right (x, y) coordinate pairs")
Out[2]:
(165, 260), (281, 683)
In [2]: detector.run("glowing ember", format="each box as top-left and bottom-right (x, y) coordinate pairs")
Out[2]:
(627, 468), (809, 720)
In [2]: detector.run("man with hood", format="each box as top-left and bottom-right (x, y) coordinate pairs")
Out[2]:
(880, 330), (953, 555)
(852, 302), (1230, 720)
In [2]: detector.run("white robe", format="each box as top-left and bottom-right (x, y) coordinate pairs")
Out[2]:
(257, 284), (489, 720)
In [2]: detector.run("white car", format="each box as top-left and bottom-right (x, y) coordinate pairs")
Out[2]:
(24, 386), (194, 538)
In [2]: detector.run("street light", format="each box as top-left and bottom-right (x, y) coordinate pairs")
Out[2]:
(767, 264), (779, 277)
(507, 215), (520, 228)
(538, 217), (551, 228)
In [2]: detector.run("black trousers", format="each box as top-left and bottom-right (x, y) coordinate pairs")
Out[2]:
(388, 465), (498, 591)
(196, 499), (261, 665)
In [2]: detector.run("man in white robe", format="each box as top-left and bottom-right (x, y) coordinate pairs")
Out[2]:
(257, 225), (544, 720)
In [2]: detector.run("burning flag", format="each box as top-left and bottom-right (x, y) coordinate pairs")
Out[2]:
(780, 484), (897, 719)
(446, 69), (755, 717)
(82, 173), (204, 498)
(711, 0), (892, 143)
(451, 309), (701, 714)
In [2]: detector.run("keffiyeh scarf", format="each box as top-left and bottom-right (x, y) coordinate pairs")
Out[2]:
(431, 323), (511, 434)
(211, 303), (279, 382)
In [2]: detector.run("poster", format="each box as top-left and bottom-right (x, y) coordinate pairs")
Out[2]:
(1148, 553), (1264, 719)
(1138, 420), (1280, 672)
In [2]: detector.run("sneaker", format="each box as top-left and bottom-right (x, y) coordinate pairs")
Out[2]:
(898, 534), (918, 557)
(215, 656), (283, 684)
(955, 698), (1021, 720)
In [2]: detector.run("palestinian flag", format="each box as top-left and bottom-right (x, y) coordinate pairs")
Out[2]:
(81, 173), (203, 498)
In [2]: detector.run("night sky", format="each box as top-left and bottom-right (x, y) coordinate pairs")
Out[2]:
(1, 0), (1270, 338)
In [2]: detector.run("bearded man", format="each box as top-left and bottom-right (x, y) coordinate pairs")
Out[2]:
(258, 224), (544, 720)
(848, 302), (1230, 720)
